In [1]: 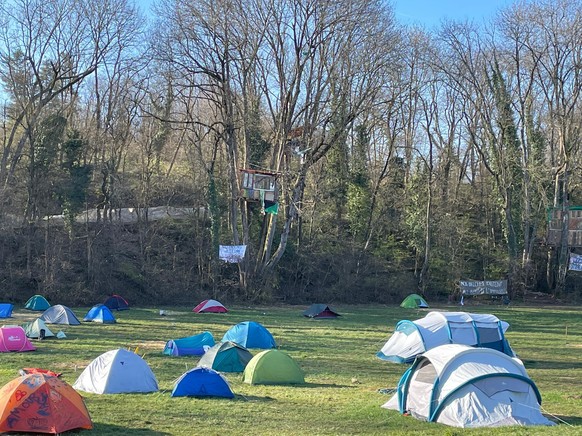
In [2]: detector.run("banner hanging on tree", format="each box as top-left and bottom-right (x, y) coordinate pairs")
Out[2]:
(568, 253), (582, 271)
(460, 280), (508, 295)
(219, 245), (247, 263)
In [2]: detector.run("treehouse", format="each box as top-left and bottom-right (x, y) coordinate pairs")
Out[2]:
(240, 169), (278, 202)
(547, 206), (582, 247)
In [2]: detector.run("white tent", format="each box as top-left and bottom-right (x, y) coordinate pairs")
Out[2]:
(22, 318), (55, 339)
(377, 311), (514, 363)
(383, 344), (554, 428)
(73, 349), (158, 394)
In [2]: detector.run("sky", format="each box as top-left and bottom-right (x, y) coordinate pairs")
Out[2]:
(392, 0), (514, 28)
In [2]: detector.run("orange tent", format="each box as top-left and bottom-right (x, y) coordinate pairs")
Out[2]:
(0, 373), (92, 434)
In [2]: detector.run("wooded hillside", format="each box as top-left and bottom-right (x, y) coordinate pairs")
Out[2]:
(1, 0), (581, 305)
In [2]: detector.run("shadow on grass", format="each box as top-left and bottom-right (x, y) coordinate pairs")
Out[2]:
(92, 423), (172, 434)
(299, 382), (353, 388)
(546, 415), (582, 426)
(234, 394), (276, 402)
(522, 360), (582, 370)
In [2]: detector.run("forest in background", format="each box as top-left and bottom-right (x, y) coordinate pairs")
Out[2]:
(1, 0), (581, 306)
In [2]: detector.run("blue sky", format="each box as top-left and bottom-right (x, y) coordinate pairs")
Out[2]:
(392, 0), (514, 28)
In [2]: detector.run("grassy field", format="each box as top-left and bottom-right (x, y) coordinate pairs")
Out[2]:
(1, 303), (581, 435)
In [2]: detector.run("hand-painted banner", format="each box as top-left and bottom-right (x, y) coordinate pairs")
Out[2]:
(460, 280), (508, 295)
(219, 245), (247, 263)
(568, 253), (582, 271)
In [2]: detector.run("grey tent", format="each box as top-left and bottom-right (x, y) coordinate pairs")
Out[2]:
(22, 318), (55, 339)
(198, 341), (253, 372)
(303, 304), (340, 318)
(40, 305), (81, 325)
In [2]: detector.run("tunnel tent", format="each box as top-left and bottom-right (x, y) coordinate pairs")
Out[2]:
(382, 344), (555, 428)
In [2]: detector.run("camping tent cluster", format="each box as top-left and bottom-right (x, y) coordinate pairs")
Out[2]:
(162, 319), (305, 397)
(378, 310), (554, 428)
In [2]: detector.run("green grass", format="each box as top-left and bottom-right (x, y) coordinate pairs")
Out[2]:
(2, 304), (581, 435)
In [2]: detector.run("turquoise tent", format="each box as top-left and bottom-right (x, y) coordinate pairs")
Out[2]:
(163, 331), (215, 356)
(24, 295), (50, 311)
(198, 341), (253, 372)
(221, 321), (276, 349)
(83, 304), (116, 323)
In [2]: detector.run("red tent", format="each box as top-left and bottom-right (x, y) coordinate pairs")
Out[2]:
(0, 373), (92, 434)
(193, 299), (228, 313)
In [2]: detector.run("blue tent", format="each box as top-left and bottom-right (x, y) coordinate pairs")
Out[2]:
(163, 331), (215, 356)
(83, 304), (116, 323)
(0, 303), (13, 318)
(103, 294), (129, 311)
(197, 341), (253, 372)
(221, 321), (276, 349)
(171, 367), (234, 398)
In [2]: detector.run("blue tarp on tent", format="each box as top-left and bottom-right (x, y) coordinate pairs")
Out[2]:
(163, 331), (215, 356)
(221, 321), (276, 349)
(83, 304), (117, 323)
(171, 367), (234, 398)
(0, 303), (13, 318)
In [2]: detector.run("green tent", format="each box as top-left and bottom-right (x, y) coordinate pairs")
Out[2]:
(243, 349), (304, 385)
(198, 341), (253, 372)
(24, 295), (50, 311)
(22, 318), (55, 339)
(400, 293), (429, 309)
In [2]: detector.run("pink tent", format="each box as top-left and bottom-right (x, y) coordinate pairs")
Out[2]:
(193, 299), (228, 313)
(0, 326), (35, 352)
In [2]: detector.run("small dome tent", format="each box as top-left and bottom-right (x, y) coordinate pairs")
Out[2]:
(163, 331), (215, 356)
(40, 305), (81, 325)
(0, 325), (35, 352)
(22, 318), (55, 339)
(171, 367), (234, 398)
(197, 341), (253, 372)
(377, 311), (515, 363)
(83, 304), (116, 323)
(222, 321), (276, 349)
(0, 303), (13, 318)
(193, 299), (228, 313)
(303, 304), (340, 318)
(103, 294), (129, 311)
(73, 348), (158, 394)
(0, 373), (92, 434)
(243, 349), (304, 385)
(400, 293), (429, 308)
(382, 344), (555, 428)
(24, 294), (50, 311)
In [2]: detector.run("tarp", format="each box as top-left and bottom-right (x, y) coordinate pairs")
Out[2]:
(222, 321), (276, 349)
(377, 311), (514, 363)
(73, 348), (158, 394)
(83, 304), (116, 323)
(400, 294), (429, 308)
(243, 349), (304, 385)
(22, 318), (56, 339)
(103, 294), (129, 311)
(382, 344), (555, 428)
(193, 299), (228, 313)
(163, 331), (215, 356)
(198, 341), (253, 372)
(460, 280), (508, 295)
(0, 373), (92, 434)
(303, 304), (340, 318)
(0, 303), (13, 318)
(24, 295), (50, 311)
(171, 367), (234, 398)
(40, 305), (81, 325)
(0, 326), (36, 352)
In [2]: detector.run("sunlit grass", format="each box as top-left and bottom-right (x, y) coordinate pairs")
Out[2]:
(1, 303), (581, 435)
